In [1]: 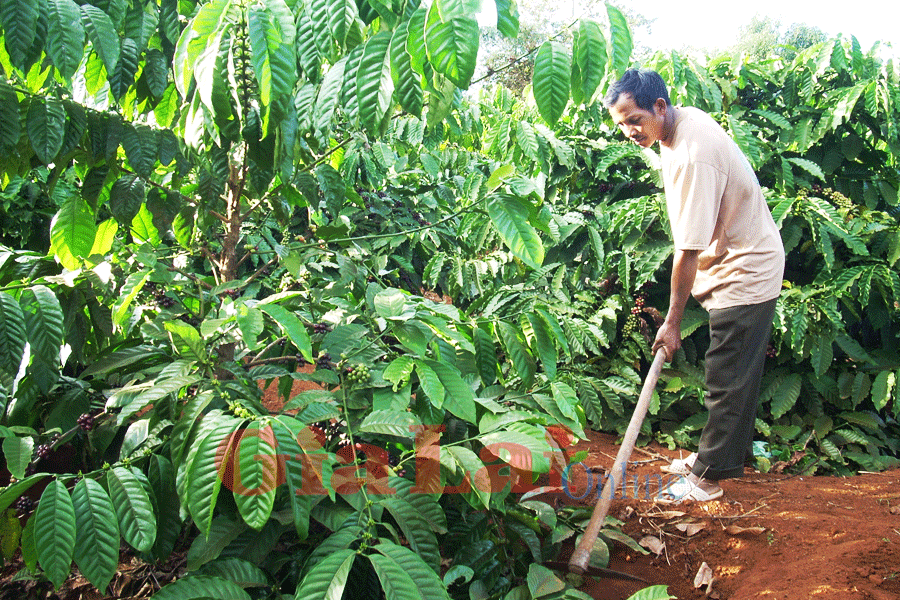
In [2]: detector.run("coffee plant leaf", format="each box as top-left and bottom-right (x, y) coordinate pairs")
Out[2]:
(259, 303), (313, 362)
(480, 425), (551, 474)
(497, 320), (536, 389)
(49, 195), (97, 271)
(532, 41), (570, 126)
(20, 285), (64, 373)
(0, 292), (26, 377)
(154, 575), (252, 600)
(293, 548), (356, 600)
(441, 446), (490, 509)
(421, 358), (476, 422)
(2, 436), (33, 480)
(233, 422), (278, 530)
(527, 312), (558, 380)
(387, 476), (446, 533)
(872, 371), (895, 411)
(270, 417), (319, 536)
(247, 0), (296, 107)
(389, 26), (423, 115)
(357, 31), (393, 134)
(423, 14), (479, 89)
(185, 418), (243, 537)
(71, 478), (119, 592)
(148, 455), (182, 559)
(379, 497), (441, 572)
(361, 409), (422, 438)
(625, 585), (677, 600)
(33, 480), (76, 590)
(526, 563), (565, 598)
(186, 516), (247, 571)
(27, 97), (67, 167)
(374, 540), (451, 599)
(769, 373), (802, 419)
(606, 3), (632, 76)
(486, 193), (544, 269)
(383, 355), (415, 390)
(106, 466), (157, 553)
(415, 359), (445, 408)
(200, 557), (269, 588)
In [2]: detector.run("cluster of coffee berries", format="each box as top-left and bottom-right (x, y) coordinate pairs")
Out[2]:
(147, 282), (177, 309)
(316, 352), (333, 370)
(622, 295), (646, 336)
(804, 185), (855, 215)
(356, 188), (390, 211)
(228, 401), (256, 420)
(77, 411), (98, 431)
(34, 443), (52, 461)
(632, 295), (646, 313)
(344, 364), (371, 385)
(15, 496), (35, 515)
(311, 323), (330, 335)
(766, 344), (777, 358)
(413, 211), (431, 227)
(827, 189), (854, 212)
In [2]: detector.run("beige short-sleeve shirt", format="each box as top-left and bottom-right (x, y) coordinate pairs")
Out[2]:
(661, 107), (785, 310)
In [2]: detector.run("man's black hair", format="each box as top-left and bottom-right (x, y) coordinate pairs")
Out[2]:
(603, 68), (671, 111)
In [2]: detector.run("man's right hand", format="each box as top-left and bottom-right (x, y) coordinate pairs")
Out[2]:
(652, 319), (681, 362)
(654, 248), (701, 362)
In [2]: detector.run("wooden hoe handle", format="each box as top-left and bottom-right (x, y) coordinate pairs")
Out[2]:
(568, 348), (667, 575)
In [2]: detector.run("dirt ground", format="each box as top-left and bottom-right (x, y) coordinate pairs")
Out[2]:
(559, 431), (900, 600)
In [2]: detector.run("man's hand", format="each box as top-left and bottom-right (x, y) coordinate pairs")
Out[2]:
(655, 248), (701, 363)
(652, 319), (681, 362)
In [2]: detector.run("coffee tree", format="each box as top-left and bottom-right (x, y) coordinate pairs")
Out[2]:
(0, 0), (669, 598)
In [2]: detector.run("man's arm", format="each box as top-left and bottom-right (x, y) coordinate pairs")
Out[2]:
(653, 248), (701, 362)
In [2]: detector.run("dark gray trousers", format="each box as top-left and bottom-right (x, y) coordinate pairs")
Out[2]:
(691, 298), (777, 481)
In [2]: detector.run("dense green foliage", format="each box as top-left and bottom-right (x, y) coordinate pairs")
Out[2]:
(0, 0), (897, 597)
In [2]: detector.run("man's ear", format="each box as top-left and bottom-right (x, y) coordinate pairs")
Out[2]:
(654, 98), (667, 114)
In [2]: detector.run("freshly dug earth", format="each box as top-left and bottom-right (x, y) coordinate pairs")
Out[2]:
(560, 431), (900, 600)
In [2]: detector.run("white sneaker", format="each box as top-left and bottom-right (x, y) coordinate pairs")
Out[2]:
(661, 452), (696, 475)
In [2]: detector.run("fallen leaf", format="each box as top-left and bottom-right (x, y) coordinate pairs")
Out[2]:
(694, 561), (715, 589)
(638, 535), (665, 556)
(676, 522), (707, 536)
(724, 525), (766, 535)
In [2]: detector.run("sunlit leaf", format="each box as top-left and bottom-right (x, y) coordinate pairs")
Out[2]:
(533, 41), (570, 125)
(424, 13), (479, 89)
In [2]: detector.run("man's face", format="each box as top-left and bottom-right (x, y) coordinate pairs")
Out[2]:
(608, 93), (667, 148)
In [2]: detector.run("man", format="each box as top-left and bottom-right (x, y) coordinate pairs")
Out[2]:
(604, 69), (785, 503)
